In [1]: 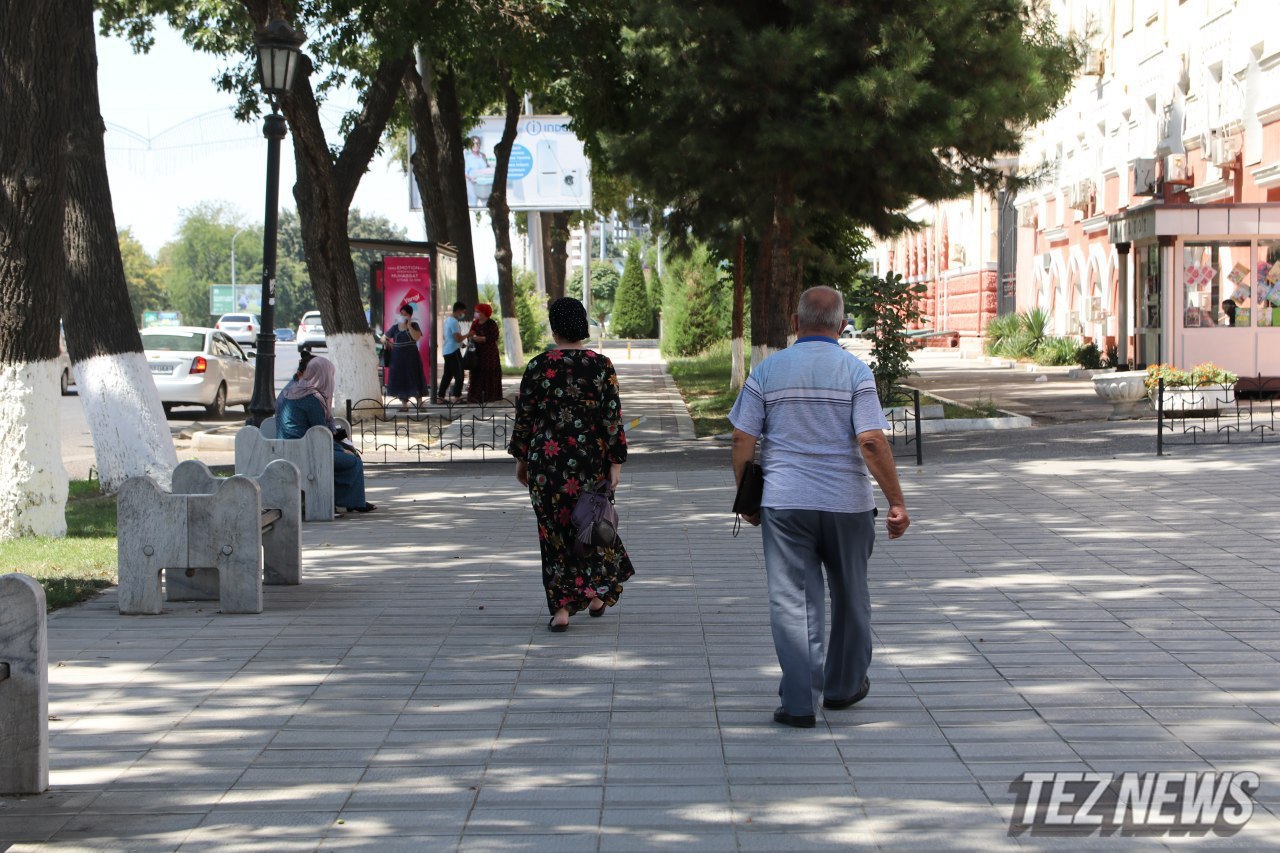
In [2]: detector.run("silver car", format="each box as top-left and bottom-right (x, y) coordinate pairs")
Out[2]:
(140, 326), (255, 417)
(215, 313), (264, 347)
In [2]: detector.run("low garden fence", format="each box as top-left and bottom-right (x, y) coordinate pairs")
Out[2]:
(344, 398), (517, 463)
(1155, 377), (1280, 455)
(884, 386), (924, 466)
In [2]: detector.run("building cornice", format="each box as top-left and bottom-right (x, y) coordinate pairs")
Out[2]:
(1081, 214), (1110, 235)
(1187, 180), (1233, 205)
(1251, 162), (1280, 190)
(1042, 226), (1069, 243)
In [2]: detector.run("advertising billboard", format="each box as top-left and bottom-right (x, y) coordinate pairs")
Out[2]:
(410, 115), (591, 212)
(209, 284), (263, 315)
(381, 256), (434, 391)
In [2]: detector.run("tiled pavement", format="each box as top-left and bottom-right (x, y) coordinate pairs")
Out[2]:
(9, 362), (1280, 850)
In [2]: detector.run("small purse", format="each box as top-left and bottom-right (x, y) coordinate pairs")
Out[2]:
(571, 481), (619, 554)
(732, 461), (763, 536)
(460, 342), (476, 371)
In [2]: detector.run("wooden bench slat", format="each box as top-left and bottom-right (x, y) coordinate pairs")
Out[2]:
(260, 509), (283, 528)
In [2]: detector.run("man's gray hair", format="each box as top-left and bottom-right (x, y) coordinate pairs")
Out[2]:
(796, 286), (845, 333)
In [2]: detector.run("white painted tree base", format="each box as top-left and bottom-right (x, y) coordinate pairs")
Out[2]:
(327, 333), (382, 416)
(750, 345), (776, 368)
(502, 317), (525, 369)
(74, 353), (177, 493)
(0, 361), (68, 538)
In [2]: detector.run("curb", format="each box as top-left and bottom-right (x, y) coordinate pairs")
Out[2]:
(191, 427), (239, 451)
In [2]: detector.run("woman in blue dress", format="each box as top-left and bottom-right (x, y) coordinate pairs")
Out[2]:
(278, 356), (376, 514)
(381, 303), (429, 407)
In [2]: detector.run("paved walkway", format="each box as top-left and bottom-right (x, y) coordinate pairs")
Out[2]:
(9, 351), (1280, 850)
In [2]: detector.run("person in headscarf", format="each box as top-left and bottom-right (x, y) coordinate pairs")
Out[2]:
(508, 297), (633, 632)
(277, 356), (376, 514)
(465, 303), (503, 403)
(382, 303), (429, 407)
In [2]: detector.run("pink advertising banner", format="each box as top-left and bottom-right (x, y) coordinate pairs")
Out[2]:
(382, 256), (433, 388)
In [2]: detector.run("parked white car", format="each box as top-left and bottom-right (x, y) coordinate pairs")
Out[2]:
(140, 326), (255, 417)
(296, 310), (326, 351)
(215, 313), (263, 347)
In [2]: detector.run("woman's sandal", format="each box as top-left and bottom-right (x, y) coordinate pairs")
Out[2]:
(588, 601), (607, 618)
(548, 616), (569, 632)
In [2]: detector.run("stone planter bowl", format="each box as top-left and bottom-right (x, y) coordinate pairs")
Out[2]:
(1092, 370), (1149, 420)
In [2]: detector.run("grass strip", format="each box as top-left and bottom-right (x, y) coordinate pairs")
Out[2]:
(0, 479), (116, 611)
(667, 341), (741, 438)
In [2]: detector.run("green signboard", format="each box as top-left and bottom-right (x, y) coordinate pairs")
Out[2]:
(209, 285), (235, 315)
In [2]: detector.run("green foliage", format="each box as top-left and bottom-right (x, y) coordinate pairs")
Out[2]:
(1033, 337), (1079, 366)
(1144, 362), (1239, 392)
(846, 271), (927, 402)
(983, 313), (1021, 356)
(667, 339), (741, 437)
(567, 266), (621, 325)
(661, 244), (727, 357)
(1018, 308), (1051, 352)
(1074, 342), (1104, 370)
(514, 268), (549, 354)
(119, 228), (165, 323)
(610, 243), (653, 338)
(157, 202), (255, 326)
(568, 0), (1079, 268)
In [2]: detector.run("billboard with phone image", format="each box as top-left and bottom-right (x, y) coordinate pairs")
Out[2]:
(410, 115), (591, 212)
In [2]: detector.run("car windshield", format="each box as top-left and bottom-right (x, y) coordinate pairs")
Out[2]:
(142, 332), (205, 352)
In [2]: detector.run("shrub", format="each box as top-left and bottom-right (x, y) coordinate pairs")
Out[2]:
(1034, 336), (1079, 366)
(1105, 343), (1119, 367)
(1017, 307), (1051, 353)
(983, 313), (1021, 356)
(660, 245), (726, 357)
(1143, 362), (1239, 393)
(1075, 342), (1104, 370)
(610, 244), (653, 338)
(846, 271), (927, 402)
(514, 268), (549, 355)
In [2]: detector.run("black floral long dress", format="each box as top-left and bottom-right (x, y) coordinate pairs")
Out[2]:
(509, 348), (634, 616)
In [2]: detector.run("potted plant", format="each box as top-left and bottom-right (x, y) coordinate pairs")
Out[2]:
(1143, 362), (1238, 412)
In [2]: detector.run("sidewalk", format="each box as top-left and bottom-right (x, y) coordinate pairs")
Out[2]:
(8, 438), (1280, 848)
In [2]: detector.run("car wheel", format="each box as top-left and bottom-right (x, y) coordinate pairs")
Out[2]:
(206, 383), (227, 418)
(60, 368), (71, 396)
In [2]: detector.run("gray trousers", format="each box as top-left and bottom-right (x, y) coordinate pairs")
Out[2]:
(761, 507), (875, 716)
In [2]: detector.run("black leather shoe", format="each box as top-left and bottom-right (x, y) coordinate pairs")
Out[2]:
(773, 706), (816, 728)
(823, 676), (870, 710)
(547, 617), (568, 633)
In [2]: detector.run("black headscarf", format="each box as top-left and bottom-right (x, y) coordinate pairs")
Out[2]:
(548, 297), (589, 342)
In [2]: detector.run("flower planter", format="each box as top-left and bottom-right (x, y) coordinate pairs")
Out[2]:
(1151, 386), (1236, 414)
(1092, 371), (1149, 420)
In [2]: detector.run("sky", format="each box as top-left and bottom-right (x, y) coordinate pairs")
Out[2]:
(96, 21), (433, 259)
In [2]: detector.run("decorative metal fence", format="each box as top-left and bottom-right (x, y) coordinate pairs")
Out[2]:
(884, 386), (924, 466)
(1155, 377), (1280, 455)
(344, 398), (517, 463)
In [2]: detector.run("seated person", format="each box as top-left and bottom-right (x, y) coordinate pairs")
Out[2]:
(277, 356), (376, 514)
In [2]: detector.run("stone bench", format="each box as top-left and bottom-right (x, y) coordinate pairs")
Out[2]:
(0, 573), (48, 794)
(117, 463), (299, 615)
(164, 459), (303, 600)
(235, 424), (334, 521)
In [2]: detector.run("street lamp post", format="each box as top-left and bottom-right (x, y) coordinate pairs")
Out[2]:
(246, 19), (305, 427)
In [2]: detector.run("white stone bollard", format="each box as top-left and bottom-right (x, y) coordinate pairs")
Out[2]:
(0, 573), (48, 794)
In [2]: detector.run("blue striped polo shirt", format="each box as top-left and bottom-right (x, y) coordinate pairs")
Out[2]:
(729, 337), (888, 514)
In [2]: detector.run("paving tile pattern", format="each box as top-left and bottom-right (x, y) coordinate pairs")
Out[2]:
(6, 367), (1280, 850)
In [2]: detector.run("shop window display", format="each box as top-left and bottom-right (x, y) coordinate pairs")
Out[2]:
(1258, 240), (1280, 328)
(1183, 242), (1250, 328)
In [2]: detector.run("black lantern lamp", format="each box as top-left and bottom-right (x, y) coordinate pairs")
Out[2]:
(246, 19), (305, 426)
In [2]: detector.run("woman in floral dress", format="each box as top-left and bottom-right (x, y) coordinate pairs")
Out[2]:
(509, 297), (634, 632)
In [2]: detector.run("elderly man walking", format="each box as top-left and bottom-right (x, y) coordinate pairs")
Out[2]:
(729, 286), (909, 728)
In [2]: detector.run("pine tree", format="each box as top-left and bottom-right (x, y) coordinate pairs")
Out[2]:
(610, 244), (651, 339)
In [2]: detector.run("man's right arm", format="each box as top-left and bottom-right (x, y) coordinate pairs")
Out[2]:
(856, 429), (909, 539)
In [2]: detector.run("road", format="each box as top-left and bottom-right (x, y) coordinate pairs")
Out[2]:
(60, 342), (301, 480)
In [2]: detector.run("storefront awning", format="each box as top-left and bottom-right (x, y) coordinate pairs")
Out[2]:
(1108, 202), (1280, 244)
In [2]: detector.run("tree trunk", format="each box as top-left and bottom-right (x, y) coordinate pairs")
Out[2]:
(428, 60), (479, 309)
(487, 69), (524, 367)
(766, 176), (799, 350)
(549, 212), (571, 300)
(539, 213), (562, 300)
(403, 63), (450, 247)
(271, 36), (407, 414)
(731, 233), (746, 389)
(749, 225), (774, 368)
(0, 0), (70, 537)
(63, 0), (177, 493)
